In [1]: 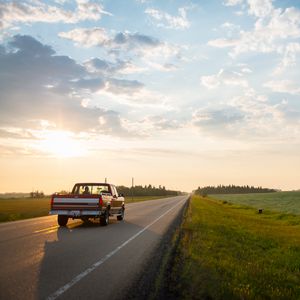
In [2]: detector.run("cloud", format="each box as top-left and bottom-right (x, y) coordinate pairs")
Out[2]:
(264, 80), (300, 95)
(223, 0), (244, 6)
(0, 35), (140, 138)
(59, 27), (161, 50)
(0, 144), (41, 157)
(209, 2), (300, 57)
(97, 111), (142, 137)
(247, 0), (273, 18)
(113, 31), (160, 47)
(200, 68), (249, 89)
(192, 108), (244, 136)
(227, 88), (290, 138)
(145, 7), (190, 30)
(274, 42), (300, 74)
(0, 128), (38, 140)
(191, 84), (300, 141)
(59, 27), (181, 71)
(72, 78), (105, 92)
(0, 0), (111, 30)
(58, 27), (109, 47)
(106, 78), (144, 95)
(85, 57), (145, 75)
(207, 38), (237, 48)
(190, 105), (250, 139)
(142, 115), (183, 131)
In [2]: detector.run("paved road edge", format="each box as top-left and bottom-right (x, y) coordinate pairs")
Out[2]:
(124, 196), (191, 300)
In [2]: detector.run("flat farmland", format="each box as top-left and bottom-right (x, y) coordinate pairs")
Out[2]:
(211, 191), (300, 215)
(162, 195), (300, 299)
(0, 197), (51, 222)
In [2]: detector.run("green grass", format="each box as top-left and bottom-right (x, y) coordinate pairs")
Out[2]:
(168, 195), (300, 299)
(0, 195), (175, 222)
(211, 191), (300, 215)
(0, 197), (51, 222)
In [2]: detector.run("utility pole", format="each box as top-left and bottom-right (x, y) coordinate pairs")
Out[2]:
(131, 177), (134, 201)
(105, 177), (107, 183)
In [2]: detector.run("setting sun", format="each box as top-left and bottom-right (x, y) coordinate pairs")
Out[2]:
(37, 131), (86, 158)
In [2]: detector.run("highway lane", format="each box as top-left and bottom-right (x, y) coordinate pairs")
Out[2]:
(0, 195), (188, 300)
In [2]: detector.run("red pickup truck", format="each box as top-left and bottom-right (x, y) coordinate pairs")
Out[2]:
(49, 183), (125, 226)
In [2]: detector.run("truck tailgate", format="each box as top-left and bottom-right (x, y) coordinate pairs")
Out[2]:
(50, 196), (101, 216)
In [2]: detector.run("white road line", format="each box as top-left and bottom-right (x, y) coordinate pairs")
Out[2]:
(47, 198), (186, 300)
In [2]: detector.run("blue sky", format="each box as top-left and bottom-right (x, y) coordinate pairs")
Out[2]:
(0, 0), (299, 192)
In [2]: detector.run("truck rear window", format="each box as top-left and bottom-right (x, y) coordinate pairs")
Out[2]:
(72, 184), (110, 195)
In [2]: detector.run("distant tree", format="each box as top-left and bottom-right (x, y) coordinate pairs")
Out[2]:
(194, 185), (276, 195)
(117, 184), (180, 197)
(30, 190), (45, 198)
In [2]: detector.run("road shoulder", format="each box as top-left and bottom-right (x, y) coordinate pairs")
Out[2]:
(124, 196), (190, 300)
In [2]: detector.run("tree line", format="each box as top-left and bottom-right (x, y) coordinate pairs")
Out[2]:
(30, 190), (45, 198)
(117, 184), (180, 197)
(195, 185), (277, 196)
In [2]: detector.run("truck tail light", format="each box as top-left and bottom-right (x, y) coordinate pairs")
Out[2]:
(50, 195), (54, 208)
(99, 196), (103, 206)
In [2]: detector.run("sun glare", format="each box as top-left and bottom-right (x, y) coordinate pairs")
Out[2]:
(39, 131), (86, 158)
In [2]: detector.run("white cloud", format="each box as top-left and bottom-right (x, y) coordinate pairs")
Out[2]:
(248, 0), (273, 18)
(200, 74), (220, 89)
(225, 89), (295, 140)
(59, 27), (161, 49)
(59, 27), (181, 65)
(274, 42), (300, 74)
(59, 27), (109, 47)
(145, 7), (190, 30)
(207, 38), (238, 48)
(98, 85), (173, 110)
(0, 0), (111, 30)
(200, 68), (249, 89)
(264, 80), (300, 95)
(147, 62), (178, 72)
(209, 3), (300, 58)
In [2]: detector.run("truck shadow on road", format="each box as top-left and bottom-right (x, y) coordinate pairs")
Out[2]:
(37, 219), (156, 299)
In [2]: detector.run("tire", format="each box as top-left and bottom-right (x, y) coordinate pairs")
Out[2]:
(81, 216), (90, 224)
(58, 215), (68, 227)
(117, 207), (125, 221)
(100, 210), (109, 226)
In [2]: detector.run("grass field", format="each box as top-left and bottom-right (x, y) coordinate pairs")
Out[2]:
(166, 195), (300, 299)
(212, 191), (300, 215)
(0, 195), (175, 222)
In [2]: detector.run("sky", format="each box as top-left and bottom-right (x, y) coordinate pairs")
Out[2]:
(0, 0), (299, 193)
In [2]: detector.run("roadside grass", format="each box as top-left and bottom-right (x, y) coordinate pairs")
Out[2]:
(211, 191), (300, 215)
(0, 195), (175, 222)
(167, 195), (300, 299)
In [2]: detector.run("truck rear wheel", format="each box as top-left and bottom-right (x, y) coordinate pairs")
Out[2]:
(81, 216), (90, 224)
(117, 207), (125, 221)
(100, 210), (109, 226)
(58, 215), (68, 227)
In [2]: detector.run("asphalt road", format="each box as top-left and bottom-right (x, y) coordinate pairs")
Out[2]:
(0, 195), (188, 300)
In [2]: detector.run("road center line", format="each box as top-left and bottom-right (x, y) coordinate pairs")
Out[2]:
(47, 198), (186, 300)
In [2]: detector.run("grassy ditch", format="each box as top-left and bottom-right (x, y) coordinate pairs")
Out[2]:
(0, 195), (175, 222)
(164, 195), (300, 299)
